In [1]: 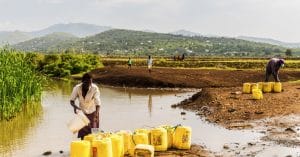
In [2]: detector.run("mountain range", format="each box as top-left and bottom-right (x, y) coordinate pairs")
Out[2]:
(237, 36), (300, 48)
(0, 23), (111, 46)
(11, 28), (286, 56)
(0, 22), (298, 56)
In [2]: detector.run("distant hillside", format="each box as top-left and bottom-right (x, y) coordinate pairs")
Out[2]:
(237, 36), (300, 48)
(13, 29), (286, 56)
(170, 29), (202, 37)
(0, 31), (33, 46)
(13, 32), (79, 52)
(31, 23), (112, 37)
(57, 29), (284, 56)
(0, 23), (112, 46)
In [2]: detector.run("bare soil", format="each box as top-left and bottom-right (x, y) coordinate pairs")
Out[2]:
(90, 66), (300, 88)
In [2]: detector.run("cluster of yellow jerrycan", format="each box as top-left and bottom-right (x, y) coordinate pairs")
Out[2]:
(242, 82), (282, 100)
(70, 125), (192, 157)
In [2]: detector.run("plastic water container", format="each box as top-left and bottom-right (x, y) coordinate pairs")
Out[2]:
(242, 83), (251, 94)
(67, 111), (90, 133)
(274, 82), (282, 93)
(159, 125), (174, 148)
(70, 140), (91, 157)
(252, 89), (263, 100)
(263, 82), (272, 93)
(173, 126), (192, 150)
(117, 130), (132, 155)
(150, 127), (168, 151)
(92, 138), (113, 157)
(134, 144), (154, 157)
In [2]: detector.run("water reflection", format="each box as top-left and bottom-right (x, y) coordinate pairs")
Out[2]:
(148, 94), (152, 117)
(0, 103), (42, 156)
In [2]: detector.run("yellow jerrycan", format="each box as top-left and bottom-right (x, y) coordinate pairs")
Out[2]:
(173, 126), (192, 150)
(160, 125), (174, 148)
(135, 128), (151, 144)
(270, 82), (275, 92)
(84, 134), (97, 143)
(92, 138), (113, 157)
(129, 132), (149, 156)
(110, 134), (124, 157)
(134, 144), (154, 157)
(263, 82), (272, 93)
(116, 130), (132, 155)
(150, 127), (168, 151)
(258, 82), (264, 90)
(273, 82), (282, 93)
(251, 83), (259, 91)
(252, 89), (263, 100)
(70, 140), (91, 157)
(242, 83), (251, 94)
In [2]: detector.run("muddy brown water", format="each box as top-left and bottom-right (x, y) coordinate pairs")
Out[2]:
(0, 80), (299, 157)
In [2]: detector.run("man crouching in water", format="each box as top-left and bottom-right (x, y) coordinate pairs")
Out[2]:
(265, 58), (285, 82)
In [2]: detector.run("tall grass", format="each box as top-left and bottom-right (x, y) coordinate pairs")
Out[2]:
(0, 48), (42, 120)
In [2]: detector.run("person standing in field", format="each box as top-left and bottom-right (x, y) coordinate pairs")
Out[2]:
(265, 58), (285, 82)
(127, 57), (132, 69)
(70, 73), (101, 140)
(147, 55), (153, 73)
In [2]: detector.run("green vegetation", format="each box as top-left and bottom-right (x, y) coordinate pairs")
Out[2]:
(25, 53), (104, 77)
(13, 29), (288, 56)
(0, 48), (42, 120)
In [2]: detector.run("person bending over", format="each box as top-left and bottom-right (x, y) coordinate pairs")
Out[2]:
(265, 58), (285, 82)
(70, 73), (101, 139)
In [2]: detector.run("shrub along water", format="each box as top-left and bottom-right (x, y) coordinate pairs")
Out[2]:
(25, 53), (104, 77)
(0, 48), (42, 120)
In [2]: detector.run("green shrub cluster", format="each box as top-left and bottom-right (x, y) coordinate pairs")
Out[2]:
(25, 53), (104, 77)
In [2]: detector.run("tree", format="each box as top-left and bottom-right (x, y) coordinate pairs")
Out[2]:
(285, 49), (292, 56)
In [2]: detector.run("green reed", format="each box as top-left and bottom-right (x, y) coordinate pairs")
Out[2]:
(0, 48), (42, 120)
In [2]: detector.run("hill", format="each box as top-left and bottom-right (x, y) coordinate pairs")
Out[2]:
(13, 32), (79, 52)
(31, 23), (112, 37)
(170, 29), (202, 37)
(13, 29), (286, 56)
(237, 36), (300, 48)
(61, 29), (285, 56)
(0, 23), (111, 46)
(0, 31), (33, 46)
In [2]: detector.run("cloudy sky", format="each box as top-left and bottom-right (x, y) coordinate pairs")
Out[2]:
(0, 0), (299, 42)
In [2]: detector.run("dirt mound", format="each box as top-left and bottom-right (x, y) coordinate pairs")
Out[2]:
(174, 83), (300, 128)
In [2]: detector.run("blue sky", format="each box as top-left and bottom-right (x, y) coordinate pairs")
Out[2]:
(0, 0), (299, 42)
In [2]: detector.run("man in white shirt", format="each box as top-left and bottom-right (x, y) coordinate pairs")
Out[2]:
(70, 73), (101, 139)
